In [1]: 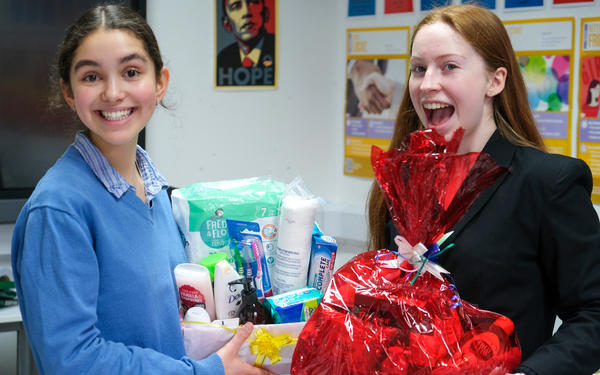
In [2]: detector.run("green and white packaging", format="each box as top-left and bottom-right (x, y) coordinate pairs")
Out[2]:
(171, 176), (285, 280)
(263, 286), (322, 324)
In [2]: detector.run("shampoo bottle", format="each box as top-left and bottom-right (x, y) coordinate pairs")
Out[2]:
(228, 277), (273, 325)
(214, 260), (243, 320)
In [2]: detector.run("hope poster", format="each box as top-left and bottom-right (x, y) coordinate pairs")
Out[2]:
(214, 0), (277, 89)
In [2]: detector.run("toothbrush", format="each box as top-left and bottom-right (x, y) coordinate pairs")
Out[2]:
(252, 239), (273, 298)
(235, 243), (245, 276)
(251, 239), (265, 299)
(243, 241), (254, 279)
(251, 239), (262, 281)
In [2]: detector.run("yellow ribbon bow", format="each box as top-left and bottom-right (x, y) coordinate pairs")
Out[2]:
(249, 328), (297, 368)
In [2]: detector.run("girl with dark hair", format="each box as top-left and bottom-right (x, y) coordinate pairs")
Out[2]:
(367, 4), (600, 375)
(11, 5), (272, 375)
(582, 79), (600, 118)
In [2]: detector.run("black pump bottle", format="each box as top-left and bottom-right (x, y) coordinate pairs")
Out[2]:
(228, 278), (273, 325)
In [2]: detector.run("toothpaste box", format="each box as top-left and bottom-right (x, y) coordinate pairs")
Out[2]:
(264, 287), (322, 324)
(307, 235), (337, 293)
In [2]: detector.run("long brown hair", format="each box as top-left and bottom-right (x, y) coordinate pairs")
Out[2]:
(366, 4), (546, 251)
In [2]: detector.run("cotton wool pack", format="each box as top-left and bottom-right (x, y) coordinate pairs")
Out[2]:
(273, 176), (321, 295)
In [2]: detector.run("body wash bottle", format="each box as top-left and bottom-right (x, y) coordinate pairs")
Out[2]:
(228, 278), (273, 325)
(214, 260), (243, 320)
(173, 263), (216, 320)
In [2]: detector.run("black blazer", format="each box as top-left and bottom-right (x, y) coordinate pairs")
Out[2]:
(388, 131), (600, 374)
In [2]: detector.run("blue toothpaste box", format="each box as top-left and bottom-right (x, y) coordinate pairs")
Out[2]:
(307, 234), (337, 293)
(264, 286), (322, 324)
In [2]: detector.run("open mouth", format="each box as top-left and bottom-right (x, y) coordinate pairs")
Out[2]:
(99, 109), (133, 122)
(423, 103), (454, 126)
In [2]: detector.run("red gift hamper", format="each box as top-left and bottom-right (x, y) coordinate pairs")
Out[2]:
(291, 128), (521, 375)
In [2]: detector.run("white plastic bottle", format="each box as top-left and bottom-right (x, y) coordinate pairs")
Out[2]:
(173, 263), (216, 321)
(184, 306), (211, 328)
(213, 260), (243, 320)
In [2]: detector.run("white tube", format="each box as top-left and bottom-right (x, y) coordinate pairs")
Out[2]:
(273, 195), (319, 294)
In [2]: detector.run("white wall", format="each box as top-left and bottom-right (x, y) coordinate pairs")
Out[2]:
(145, 0), (600, 244)
(146, 1), (349, 195)
(145, 1), (372, 242)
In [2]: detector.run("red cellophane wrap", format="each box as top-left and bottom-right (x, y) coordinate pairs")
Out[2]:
(291, 129), (521, 375)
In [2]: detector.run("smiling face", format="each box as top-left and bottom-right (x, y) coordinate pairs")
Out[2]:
(224, 0), (264, 42)
(409, 22), (504, 153)
(61, 29), (168, 152)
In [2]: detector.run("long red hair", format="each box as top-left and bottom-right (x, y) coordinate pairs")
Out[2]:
(366, 4), (546, 251)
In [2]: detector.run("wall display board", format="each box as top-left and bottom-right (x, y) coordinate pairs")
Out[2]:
(214, 0), (277, 89)
(577, 17), (600, 203)
(349, 0), (377, 16)
(553, 0), (595, 5)
(384, 0), (414, 13)
(344, 27), (410, 178)
(420, 0), (441, 11)
(504, 18), (575, 156)
(505, 0), (544, 10)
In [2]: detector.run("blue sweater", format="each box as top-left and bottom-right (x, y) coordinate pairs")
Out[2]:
(11, 145), (224, 375)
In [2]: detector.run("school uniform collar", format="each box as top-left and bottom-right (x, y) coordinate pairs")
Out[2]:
(73, 131), (168, 203)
